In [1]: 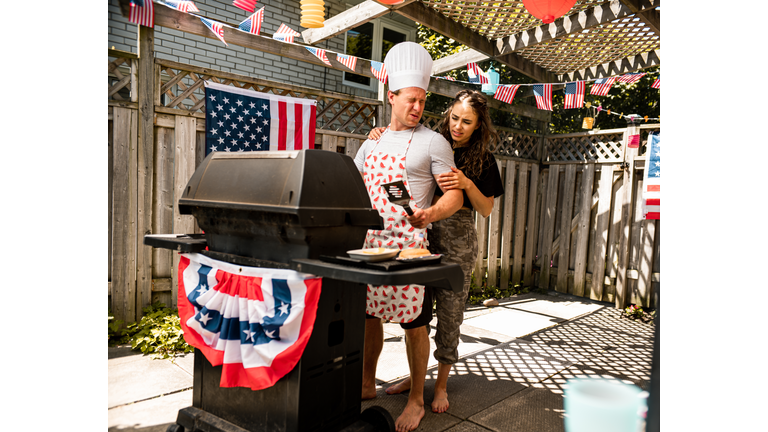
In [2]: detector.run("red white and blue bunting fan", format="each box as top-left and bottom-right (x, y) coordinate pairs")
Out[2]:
(177, 253), (322, 390)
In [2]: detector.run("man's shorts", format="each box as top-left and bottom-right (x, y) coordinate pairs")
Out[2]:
(366, 285), (433, 329)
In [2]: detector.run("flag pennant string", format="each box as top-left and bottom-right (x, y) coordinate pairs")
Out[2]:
(149, 4), (659, 114)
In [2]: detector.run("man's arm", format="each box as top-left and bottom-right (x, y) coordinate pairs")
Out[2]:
(406, 189), (462, 229)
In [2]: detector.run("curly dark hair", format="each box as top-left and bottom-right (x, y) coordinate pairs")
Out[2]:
(439, 90), (499, 180)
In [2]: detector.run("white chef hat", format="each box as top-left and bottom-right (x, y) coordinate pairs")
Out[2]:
(384, 42), (433, 92)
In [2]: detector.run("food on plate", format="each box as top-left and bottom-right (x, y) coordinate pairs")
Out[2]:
(362, 248), (388, 255)
(399, 248), (431, 259)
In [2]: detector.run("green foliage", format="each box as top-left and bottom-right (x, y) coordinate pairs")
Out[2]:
(466, 272), (536, 305)
(622, 304), (656, 323)
(109, 302), (194, 360)
(108, 312), (127, 344)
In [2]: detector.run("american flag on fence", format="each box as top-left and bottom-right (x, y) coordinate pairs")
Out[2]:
(129, 0), (154, 27)
(273, 23), (301, 43)
(467, 62), (489, 84)
(177, 253), (322, 390)
(164, 0), (199, 12)
(493, 84), (520, 104)
(371, 61), (388, 84)
(306, 47), (332, 66)
(617, 73), (646, 83)
(336, 54), (357, 72)
(590, 77), (618, 96)
(642, 131), (660, 219)
(233, 0), (258, 12)
(564, 81), (585, 109)
(204, 81), (317, 155)
(652, 77), (660, 89)
(533, 84), (552, 111)
(201, 17), (228, 46)
(238, 7), (264, 35)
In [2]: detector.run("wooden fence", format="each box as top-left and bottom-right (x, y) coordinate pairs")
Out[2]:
(109, 49), (659, 324)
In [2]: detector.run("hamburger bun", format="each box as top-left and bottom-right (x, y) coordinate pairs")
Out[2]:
(399, 248), (431, 259)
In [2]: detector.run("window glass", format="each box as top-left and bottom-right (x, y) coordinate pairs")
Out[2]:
(381, 27), (407, 60)
(344, 22), (374, 86)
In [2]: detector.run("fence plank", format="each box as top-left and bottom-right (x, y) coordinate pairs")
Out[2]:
(511, 162), (528, 286)
(345, 138), (361, 159)
(108, 116), (114, 288)
(153, 126), (175, 279)
(523, 163), (539, 286)
(111, 107), (138, 324)
(590, 164), (614, 300)
(171, 115), (197, 308)
(474, 211), (488, 292)
(572, 164), (595, 297)
(651, 220), (660, 309)
(499, 160), (516, 289)
(487, 193), (503, 289)
(556, 165), (576, 293)
(538, 166), (559, 289)
(616, 141), (638, 309)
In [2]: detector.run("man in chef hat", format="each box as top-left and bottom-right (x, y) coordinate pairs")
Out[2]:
(354, 41), (463, 432)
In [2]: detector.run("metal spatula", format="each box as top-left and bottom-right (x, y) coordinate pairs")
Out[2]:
(382, 181), (413, 215)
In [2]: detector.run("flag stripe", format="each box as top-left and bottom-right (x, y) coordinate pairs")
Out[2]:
(129, 0), (154, 27)
(564, 81), (584, 109)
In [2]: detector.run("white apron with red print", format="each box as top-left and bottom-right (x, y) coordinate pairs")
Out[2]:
(362, 126), (428, 323)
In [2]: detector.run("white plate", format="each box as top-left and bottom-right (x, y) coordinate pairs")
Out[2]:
(347, 248), (400, 262)
(396, 254), (442, 262)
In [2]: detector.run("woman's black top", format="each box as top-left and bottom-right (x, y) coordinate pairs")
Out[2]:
(435, 146), (505, 211)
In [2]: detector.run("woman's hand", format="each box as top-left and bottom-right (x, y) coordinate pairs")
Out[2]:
(437, 167), (470, 191)
(367, 127), (386, 141)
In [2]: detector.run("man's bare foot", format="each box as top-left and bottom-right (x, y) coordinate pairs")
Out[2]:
(362, 385), (378, 400)
(431, 387), (449, 413)
(395, 402), (425, 432)
(386, 377), (412, 395)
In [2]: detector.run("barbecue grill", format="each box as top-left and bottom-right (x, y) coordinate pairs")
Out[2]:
(145, 150), (464, 432)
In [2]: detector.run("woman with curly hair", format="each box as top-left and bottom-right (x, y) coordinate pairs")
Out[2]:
(368, 89), (504, 413)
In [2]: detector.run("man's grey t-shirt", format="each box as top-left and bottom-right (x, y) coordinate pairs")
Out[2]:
(354, 125), (455, 210)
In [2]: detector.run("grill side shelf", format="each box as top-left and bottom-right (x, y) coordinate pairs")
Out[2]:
(143, 234), (208, 253)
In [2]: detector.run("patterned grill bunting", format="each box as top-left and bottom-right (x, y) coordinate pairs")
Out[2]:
(306, 47), (332, 66)
(273, 23), (301, 43)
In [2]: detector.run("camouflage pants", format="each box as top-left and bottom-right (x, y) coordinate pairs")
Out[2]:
(428, 209), (478, 365)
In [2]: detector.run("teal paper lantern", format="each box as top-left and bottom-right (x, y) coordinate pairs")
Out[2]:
(481, 65), (500, 96)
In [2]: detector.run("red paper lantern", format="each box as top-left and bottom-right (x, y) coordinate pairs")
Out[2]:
(522, 0), (578, 23)
(377, 0), (404, 4)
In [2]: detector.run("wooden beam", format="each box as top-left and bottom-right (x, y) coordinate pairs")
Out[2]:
(300, 0), (419, 45)
(395, 1), (557, 83)
(559, 50), (660, 82)
(637, 8), (660, 34)
(432, 49), (488, 75)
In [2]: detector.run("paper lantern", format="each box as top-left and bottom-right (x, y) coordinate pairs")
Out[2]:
(522, 0), (578, 23)
(481, 65), (500, 96)
(300, 0), (325, 28)
(626, 114), (640, 148)
(582, 117), (594, 130)
(377, 0), (405, 4)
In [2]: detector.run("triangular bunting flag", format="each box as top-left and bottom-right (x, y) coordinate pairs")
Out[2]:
(201, 17), (228, 46)
(493, 85), (519, 104)
(652, 77), (660, 89)
(273, 23), (301, 43)
(617, 73), (646, 83)
(335, 54), (357, 72)
(533, 84), (552, 111)
(129, 0), (154, 27)
(306, 47), (332, 66)
(371, 61), (387, 84)
(238, 7), (264, 35)
(164, 0), (199, 12)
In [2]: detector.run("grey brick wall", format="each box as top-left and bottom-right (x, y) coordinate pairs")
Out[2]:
(109, 0), (378, 98)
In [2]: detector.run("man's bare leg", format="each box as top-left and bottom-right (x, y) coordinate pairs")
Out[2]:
(431, 362), (451, 413)
(362, 318), (383, 400)
(395, 326), (429, 432)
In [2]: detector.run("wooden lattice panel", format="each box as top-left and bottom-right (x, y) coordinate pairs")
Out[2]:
(421, 0), (604, 41)
(495, 129), (540, 160)
(546, 131), (624, 162)
(420, 112), (444, 132)
(516, 15), (660, 75)
(108, 55), (135, 101)
(156, 60), (378, 134)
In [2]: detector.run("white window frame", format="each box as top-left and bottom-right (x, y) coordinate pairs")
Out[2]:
(341, 15), (416, 92)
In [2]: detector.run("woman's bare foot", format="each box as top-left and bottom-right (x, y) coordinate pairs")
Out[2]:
(431, 387), (449, 413)
(386, 377), (412, 395)
(395, 401), (425, 432)
(362, 385), (378, 400)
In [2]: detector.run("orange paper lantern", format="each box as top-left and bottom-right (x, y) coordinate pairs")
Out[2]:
(522, 0), (578, 23)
